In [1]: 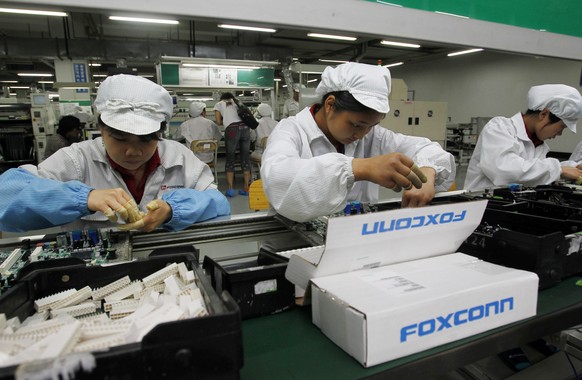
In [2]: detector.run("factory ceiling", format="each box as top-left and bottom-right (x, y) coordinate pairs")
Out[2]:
(0, 8), (465, 90)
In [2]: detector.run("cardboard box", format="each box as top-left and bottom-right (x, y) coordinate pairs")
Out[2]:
(311, 253), (538, 367)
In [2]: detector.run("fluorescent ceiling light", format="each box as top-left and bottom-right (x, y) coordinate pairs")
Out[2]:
(0, 8), (67, 17)
(384, 62), (404, 68)
(38, 81), (54, 84)
(18, 73), (53, 77)
(307, 79), (319, 83)
(376, 1), (402, 6)
(282, 85), (288, 88)
(435, 11), (469, 19)
(182, 63), (260, 70)
(139, 74), (155, 78)
(109, 16), (179, 25)
(447, 48), (484, 57)
(185, 97), (213, 101)
(48, 93), (59, 98)
(89, 63), (101, 67)
(274, 78), (281, 82)
(8, 86), (29, 89)
(0, 80), (18, 83)
(380, 40), (421, 48)
(318, 59), (349, 64)
(307, 33), (357, 41)
(93, 74), (108, 77)
(218, 24), (276, 33)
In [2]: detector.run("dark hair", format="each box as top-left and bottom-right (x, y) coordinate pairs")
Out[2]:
(220, 92), (235, 101)
(321, 91), (379, 114)
(57, 115), (81, 136)
(525, 109), (561, 124)
(97, 116), (163, 142)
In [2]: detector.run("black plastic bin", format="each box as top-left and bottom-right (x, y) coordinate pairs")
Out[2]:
(0, 252), (243, 380)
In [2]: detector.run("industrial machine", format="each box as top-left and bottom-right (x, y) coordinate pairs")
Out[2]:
(30, 93), (57, 162)
(0, 102), (35, 172)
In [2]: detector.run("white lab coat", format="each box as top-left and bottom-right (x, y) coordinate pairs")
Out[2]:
(250, 116), (278, 160)
(22, 137), (216, 221)
(260, 107), (455, 222)
(465, 113), (565, 191)
(282, 98), (300, 118)
(180, 116), (222, 162)
(568, 140), (582, 164)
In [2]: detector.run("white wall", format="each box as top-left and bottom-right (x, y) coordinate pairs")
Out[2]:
(392, 52), (582, 153)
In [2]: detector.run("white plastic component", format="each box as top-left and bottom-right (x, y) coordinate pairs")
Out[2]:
(134, 283), (165, 299)
(177, 262), (189, 283)
(91, 276), (131, 301)
(30, 246), (43, 262)
(51, 286), (92, 310)
(142, 263), (178, 287)
(163, 275), (183, 296)
(74, 333), (126, 353)
(104, 281), (143, 303)
(50, 302), (98, 318)
(80, 320), (132, 340)
(34, 289), (76, 312)
(39, 320), (82, 359)
(104, 299), (139, 313)
(0, 249), (22, 275)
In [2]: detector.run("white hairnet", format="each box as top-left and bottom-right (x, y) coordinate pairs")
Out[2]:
(527, 84), (582, 133)
(315, 62), (391, 113)
(95, 74), (173, 135)
(257, 103), (272, 117)
(189, 101), (206, 117)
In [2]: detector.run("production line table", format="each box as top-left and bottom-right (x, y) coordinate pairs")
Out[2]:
(241, 276), (582, 379)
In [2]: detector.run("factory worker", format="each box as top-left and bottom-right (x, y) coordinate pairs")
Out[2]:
(282, 85), (300, 118)
(44, 115), (82, 159)
(566, 140), (582, 168)
(180, 101), (222, 163)
(250, 103), (278, 161)
(0, 74), (230, 233)
(465, 84), (582, 191)
(261, 62), (455, 222)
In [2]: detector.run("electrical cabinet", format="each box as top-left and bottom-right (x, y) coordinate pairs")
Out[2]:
(379, 100), (448, 148)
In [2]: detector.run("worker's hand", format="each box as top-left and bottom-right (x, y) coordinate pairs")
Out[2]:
(576, 163), (582, 171)
(87, 188), (137, 222)
(117, 200), (172, 232)
(561, 166), (582, 183)
(401, 167), (436, 208)
(352, 153), (427, 190)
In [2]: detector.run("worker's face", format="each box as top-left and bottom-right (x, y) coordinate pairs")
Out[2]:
(65, 128), (82, 143)
(324, 95), (384, 145)
(293, 91), (299, 102)
(535, 109), (567, 140)
(101, 127), (158, 171)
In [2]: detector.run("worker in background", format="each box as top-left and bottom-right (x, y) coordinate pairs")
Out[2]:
(214, 92), (251, 197)
(465, 84), (582, 191)
(44, 115), (82, 159)
(282, 84), (300, 118)
(180, 101), (222, 163)
(261, 62), (455, 222)
(566, 139), (582, 167)
(0, 74), (230, 233)
(250, 103), (278, 162)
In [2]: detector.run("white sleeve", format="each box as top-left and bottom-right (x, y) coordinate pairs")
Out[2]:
(372, 127), (455, 192)
(567, 140), (582, 164)
(180, 121), (193, 145)
(478, 121), (561, 186)
(261, 124), (354, 222)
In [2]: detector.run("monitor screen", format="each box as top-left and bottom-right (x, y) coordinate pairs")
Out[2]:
(31, 94), (48, 106)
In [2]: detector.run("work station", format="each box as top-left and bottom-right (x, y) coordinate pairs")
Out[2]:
(0, 1), (582, 379)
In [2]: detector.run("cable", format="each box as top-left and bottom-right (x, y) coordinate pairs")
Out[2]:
(565, 351), (580, 380)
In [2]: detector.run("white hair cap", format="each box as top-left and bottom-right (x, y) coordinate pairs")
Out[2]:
(315, 62), (391, 113)
(527, 84), (582, 133)
(257, 103), (272, 117)
(189, 101), (206, 117)
(95, 74), (173, 135)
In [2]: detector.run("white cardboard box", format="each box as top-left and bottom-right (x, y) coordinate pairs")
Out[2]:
(311, 252), (538, 367)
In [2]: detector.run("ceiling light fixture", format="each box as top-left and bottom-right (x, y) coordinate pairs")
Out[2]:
(307, 79), (319, 83)
(307, 33), (357, 41)
(93, 74), (108, 77)
(0, 80), (18, 83)
(17, 73), (54, 77)
(8, 86), (29, 89)
(0, 8), (67, 17)
(435, 11), (469, 19)
(218, 24), (276, 33)
(447, 48), (484, 57)
(384, 62), (404, 68)
(38, 81), (54, 84)
(380, 40), (421, 48)
(109, 16), (179, 25)
(89, 63), (101, 67)
(318, 59), (349, 64)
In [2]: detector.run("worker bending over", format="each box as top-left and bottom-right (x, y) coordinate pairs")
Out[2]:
(261, 62), (455, 222)
(0, 74), (230, 233)
(465, 84), (582, 191)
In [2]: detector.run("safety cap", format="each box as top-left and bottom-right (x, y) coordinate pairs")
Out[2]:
(189, 101), (206, 117)
(257, 103), (272, 117)
(527, 84), (582, 133)
(315, 62), (391, 113)
(95, 74), (173, 135)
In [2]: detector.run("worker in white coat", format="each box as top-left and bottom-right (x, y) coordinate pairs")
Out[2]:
(180, 101), (222, 163)
(566, 140), (582, 167)
(250, 103), (278, 161)
(261, 62), (455, 222)
(465, 84), (582, 191)
(0, 74), (230, 233)
(282, 85), (300, 118)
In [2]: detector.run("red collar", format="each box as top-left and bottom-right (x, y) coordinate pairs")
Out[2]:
(523, 116), (543, 147)
(107, 149), (161, 203)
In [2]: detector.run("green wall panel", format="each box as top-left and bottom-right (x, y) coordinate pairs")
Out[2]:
(368, 0), (582, 38)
